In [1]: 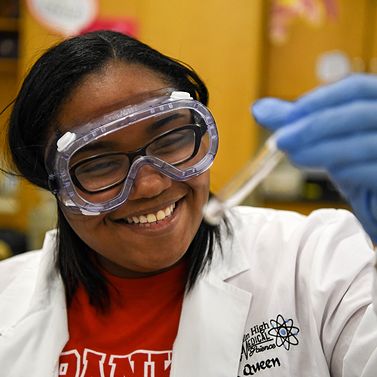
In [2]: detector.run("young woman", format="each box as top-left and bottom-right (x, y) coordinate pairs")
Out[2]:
(0, 30), (376, 377)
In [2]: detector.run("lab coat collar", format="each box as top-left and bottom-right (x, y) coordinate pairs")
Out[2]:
(171, 224), (252, 377)
(0, 230), (68, 377)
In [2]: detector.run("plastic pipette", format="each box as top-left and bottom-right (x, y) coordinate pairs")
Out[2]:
(203, 135), (284, 225)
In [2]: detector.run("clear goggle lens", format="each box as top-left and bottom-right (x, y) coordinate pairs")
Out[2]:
(69, 118), (210, 204)
(47, 90), (218, 215)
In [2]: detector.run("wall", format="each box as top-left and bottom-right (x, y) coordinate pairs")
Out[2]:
(263, 0), (373, 99)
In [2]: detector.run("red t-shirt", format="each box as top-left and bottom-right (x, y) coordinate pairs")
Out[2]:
(59, 260), (187, 377)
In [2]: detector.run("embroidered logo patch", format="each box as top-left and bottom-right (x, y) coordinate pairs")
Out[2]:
(239, 314), (300, 376)
(267, 314), (300, 351)
(240, 314), (300, 362)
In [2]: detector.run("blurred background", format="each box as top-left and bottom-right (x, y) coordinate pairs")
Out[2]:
(0, 0), (373, 258)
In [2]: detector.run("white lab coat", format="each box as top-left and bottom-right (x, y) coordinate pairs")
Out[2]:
(0, 206), (377, 377)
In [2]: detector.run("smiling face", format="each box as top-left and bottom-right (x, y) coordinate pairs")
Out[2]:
(55, 61), (210, 277)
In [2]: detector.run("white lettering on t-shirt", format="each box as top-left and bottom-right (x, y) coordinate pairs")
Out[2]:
(59, 349), (172, 377)
(59, 350), (81, 377)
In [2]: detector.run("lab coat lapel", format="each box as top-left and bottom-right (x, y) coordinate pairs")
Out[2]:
(0, 231), (68, 377)
(171, 234), (252, 377)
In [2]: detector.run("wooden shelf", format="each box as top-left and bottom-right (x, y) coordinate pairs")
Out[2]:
(0, 17), (18, 32)
(0, 57), (17, 73)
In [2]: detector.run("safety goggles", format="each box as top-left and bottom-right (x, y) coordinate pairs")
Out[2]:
(46, 89), (218, 215)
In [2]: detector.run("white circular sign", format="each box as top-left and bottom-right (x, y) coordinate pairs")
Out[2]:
(27, 0), (98, 36)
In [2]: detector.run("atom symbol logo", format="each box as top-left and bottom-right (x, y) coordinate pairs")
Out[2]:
(268, 314), (300, 350)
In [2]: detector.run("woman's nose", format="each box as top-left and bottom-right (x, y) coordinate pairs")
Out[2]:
(127, 165), (172, 200)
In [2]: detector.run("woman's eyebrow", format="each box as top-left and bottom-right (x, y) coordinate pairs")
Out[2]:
(147, 113), (187, 133)
(75, 140), (118, 155)
(71, 113), (189, 155)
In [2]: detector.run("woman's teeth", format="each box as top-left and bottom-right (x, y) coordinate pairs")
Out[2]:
(126, 203), (176, 224)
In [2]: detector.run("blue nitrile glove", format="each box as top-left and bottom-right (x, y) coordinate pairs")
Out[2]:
(252, 74), (377, 243)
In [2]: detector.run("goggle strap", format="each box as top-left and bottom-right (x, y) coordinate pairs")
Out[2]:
(48, 174), (59, 195)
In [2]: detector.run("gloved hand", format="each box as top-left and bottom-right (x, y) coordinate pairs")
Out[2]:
(252, 74), (377, 243)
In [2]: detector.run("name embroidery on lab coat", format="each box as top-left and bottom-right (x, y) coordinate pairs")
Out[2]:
(239, 314), (300, 376)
